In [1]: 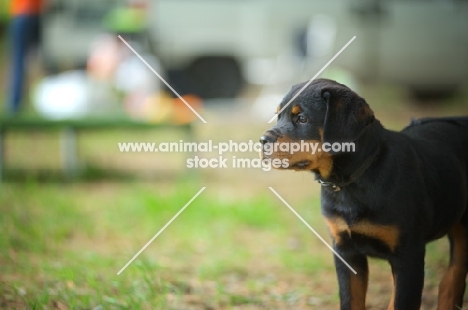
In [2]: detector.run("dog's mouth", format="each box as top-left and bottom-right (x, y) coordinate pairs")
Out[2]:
(291, 160), (311, 169)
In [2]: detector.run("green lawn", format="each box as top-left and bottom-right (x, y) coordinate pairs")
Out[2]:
(0, 180), (342, 309)
(0, 175), (459, 309)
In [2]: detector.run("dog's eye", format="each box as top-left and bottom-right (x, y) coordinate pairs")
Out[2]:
(297, 115), (308, 123)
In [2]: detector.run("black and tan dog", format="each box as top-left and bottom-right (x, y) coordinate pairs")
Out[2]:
(260, 79), (468, 310)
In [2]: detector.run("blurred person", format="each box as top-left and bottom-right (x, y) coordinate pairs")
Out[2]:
(6, 0), (44, 115)
(87, 1), (157, 120)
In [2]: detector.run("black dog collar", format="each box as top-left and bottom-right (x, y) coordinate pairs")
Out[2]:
(318, 144), (381, 192)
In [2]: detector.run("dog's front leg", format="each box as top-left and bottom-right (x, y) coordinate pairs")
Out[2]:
(388, 245), (425, 310)
(334, 250), (369, 310)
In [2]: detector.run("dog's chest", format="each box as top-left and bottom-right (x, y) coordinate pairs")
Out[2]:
(324, 215), (400, 255)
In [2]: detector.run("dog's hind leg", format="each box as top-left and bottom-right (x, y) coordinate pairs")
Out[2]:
(438, 223), (468, 310)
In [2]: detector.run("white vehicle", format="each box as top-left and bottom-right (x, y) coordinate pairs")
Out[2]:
(43, 0), (468, 98)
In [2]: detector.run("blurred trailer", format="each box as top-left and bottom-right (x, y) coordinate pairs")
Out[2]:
(42, 0), (468, 98)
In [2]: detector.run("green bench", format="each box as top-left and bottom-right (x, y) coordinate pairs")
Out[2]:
(0, 117), (194, 180)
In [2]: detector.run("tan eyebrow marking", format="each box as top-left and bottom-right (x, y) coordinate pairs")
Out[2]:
(292, 105), (301, 115)
(276, 106), (280, 114)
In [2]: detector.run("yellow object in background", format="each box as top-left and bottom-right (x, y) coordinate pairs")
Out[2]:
(133, 92), (203, 124)
(143, 93), (174, 124)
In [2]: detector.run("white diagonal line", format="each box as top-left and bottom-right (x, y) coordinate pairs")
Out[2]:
(268, 35), (356, 123)
(118, 35), (207, 124)
(117, 187), (206, 275)
(268, 187), (357, 274)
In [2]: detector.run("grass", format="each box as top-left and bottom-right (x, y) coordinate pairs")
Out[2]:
(1, 180), (339, 309)
(0, 177), (458, 309)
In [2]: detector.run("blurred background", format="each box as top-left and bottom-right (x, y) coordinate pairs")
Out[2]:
(1, 0), (468, 309)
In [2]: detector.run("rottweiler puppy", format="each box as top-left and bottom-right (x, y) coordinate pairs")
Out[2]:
(260, 79), (468, 310)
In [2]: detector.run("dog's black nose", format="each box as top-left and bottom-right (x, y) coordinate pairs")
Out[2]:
(260, 135), (275, 145)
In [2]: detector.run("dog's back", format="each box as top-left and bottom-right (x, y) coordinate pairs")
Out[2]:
(402, 116), (468, 164)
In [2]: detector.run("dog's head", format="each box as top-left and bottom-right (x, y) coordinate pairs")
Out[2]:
(260, 79), (374, 178)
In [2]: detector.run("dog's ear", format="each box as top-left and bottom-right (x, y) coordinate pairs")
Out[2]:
(321, 85), (374, 147)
